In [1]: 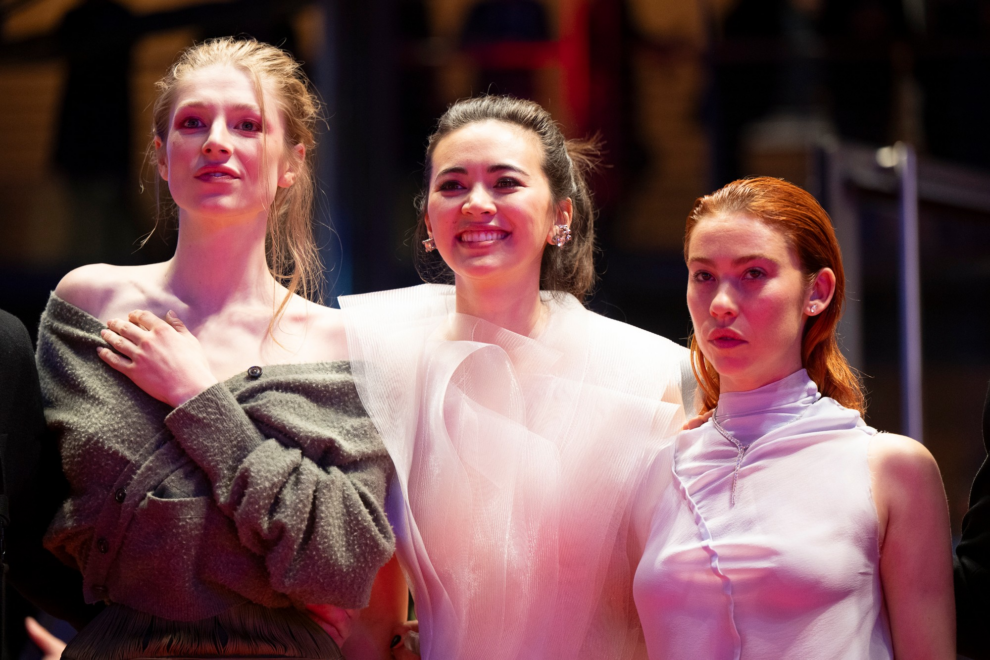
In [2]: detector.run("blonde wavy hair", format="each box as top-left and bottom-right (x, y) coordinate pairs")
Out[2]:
(148, 37), (323, 320)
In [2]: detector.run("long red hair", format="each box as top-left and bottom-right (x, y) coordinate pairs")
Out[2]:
(684, 177), (865, 415)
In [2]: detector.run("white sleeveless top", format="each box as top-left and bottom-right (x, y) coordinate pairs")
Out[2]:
(341, 284), (689, 660)
(633, 370), (893, 659)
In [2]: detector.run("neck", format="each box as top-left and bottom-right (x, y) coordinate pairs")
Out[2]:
(165, 210), (279, 316)
(454, 273), (546, 337)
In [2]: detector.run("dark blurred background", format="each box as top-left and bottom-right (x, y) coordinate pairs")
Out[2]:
(1, 0), (989, 656)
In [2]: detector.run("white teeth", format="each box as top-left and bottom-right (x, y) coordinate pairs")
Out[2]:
(460, 230), (506, 243)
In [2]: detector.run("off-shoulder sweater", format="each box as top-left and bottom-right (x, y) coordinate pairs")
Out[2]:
(36, 294), (395, 621)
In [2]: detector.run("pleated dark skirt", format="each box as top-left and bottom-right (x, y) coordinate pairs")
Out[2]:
(62, 602), (343, 659)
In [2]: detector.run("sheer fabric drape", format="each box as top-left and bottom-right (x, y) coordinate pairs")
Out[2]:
(341, 284), (688, 660)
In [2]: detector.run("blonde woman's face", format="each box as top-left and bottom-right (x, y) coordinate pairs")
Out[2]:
(157, 64), (301, 224)
(686, 213), (822, 394)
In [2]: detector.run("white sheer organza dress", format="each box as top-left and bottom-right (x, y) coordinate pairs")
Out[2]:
(340, 284), (691, 660)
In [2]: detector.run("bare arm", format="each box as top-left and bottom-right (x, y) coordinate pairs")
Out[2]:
(870, 433), (955, 659)
(340, 556), (410, 660)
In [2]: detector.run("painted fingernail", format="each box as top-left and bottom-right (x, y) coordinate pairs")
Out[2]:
(391, 635), (402, 648)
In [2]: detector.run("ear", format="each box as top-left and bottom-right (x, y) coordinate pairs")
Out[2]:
(278, 143), (306, 188)
(154, 135), (168, 181)
(546, 197), (573, 244)
(805, 267), (836, 317)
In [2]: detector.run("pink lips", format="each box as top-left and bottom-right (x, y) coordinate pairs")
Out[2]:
(708, 329), (746, 349)
(195, 166), (238, 182)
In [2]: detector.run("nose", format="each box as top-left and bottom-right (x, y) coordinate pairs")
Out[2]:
(710, 282), (738, 319)
(202, 122), (232, 157)
(462, 183), (496, 216)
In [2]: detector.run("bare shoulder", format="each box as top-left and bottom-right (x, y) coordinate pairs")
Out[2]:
(869, 433), (946, 533)
(280, 297), (349, 363)
(868, 433), (942, 487)
(55, 263), (167, 322)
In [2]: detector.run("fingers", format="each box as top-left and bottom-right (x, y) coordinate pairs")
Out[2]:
(681, 409), (714, 430)
(165, 309), (190, 334)
(128, 309), (168, 331)
(97, 345), (134, 374)
(390, 629), (421, 660)
(25, 617), (67, 656)
(100, 326), (138, 357)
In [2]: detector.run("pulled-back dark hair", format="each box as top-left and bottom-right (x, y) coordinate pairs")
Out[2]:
(414, 95), (600, 302)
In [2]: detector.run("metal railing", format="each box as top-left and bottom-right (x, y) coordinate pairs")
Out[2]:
(816, 142), (990, 443)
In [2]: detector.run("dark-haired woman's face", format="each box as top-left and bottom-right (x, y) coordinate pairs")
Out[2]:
(686, 213), (826, 393)
(425, 120), (569, 289)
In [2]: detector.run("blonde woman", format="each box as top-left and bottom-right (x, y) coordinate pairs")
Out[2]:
(36, 39), (397, 659)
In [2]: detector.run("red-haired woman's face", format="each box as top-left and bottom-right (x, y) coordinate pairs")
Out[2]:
(686, 213), (830, 393)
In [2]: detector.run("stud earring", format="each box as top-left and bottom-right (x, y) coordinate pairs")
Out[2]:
(551, 224), (572, 248)
(809, 304), (818, 314)
(422, 236), (436, 253)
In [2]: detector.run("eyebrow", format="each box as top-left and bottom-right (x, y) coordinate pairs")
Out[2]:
(174, 101), (262, 113)
(688, 254), (780, 267)
(435, 163), (528, 177)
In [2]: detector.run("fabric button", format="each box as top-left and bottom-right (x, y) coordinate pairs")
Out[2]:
(114, 488), (126, 503)
(247, 366), (263, 379)
(96, 537), (110, 554)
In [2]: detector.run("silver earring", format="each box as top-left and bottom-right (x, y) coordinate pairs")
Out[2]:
(809, 304), (817, 314)
(422, 236), (436, 253)
(551, 224), (572, 248)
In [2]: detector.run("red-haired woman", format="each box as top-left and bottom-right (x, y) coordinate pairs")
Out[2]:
(632, 177), (955, 659)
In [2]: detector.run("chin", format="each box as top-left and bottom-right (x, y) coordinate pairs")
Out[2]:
(451, 257), (512, 280)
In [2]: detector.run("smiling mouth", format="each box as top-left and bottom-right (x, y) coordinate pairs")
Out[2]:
(458, 230), (508, 244)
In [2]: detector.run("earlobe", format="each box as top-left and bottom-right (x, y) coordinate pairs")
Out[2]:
(154, 136), (168, 181)
(807, 267), (837, 316)
(546, 198), (574, 245)
(278, 143), (306, 188)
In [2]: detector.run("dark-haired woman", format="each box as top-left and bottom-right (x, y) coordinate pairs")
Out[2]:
(340, 96), (692, 659)
(632, 178), (954, 658)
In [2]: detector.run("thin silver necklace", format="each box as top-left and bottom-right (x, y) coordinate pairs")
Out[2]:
(711, 407), (747, 506)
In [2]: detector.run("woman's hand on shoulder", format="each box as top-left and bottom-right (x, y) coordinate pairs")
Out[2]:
(99, 309), (218, 407)
(870, 433), (955, 659)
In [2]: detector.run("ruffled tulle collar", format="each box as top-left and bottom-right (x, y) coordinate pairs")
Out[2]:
(714, 369), (820, 445)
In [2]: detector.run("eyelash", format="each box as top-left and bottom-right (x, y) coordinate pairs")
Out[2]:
(436, 177), (521, 192)
(175, 117), (263, 132)
(692, 271), (714, 283)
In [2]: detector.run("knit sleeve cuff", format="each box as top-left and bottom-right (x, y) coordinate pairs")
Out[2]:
(164, 383), (265, 486)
